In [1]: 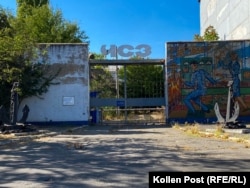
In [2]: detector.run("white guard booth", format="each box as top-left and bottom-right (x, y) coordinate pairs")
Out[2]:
(18, 43), (90, 125)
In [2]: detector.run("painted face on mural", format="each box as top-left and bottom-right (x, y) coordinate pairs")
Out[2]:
(190, 61), (198, 72)
(230, 52), (238, 61)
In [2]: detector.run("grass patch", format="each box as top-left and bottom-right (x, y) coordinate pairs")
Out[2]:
(172, 122), (250, 146)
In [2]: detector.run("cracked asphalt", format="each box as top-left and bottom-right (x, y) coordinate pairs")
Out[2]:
(0, 124), (250, 188)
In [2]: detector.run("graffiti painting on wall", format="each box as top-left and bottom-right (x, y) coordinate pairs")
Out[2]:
(166, 41), (250, 123)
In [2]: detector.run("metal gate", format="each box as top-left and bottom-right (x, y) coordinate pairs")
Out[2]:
(89, 59), (166, 125)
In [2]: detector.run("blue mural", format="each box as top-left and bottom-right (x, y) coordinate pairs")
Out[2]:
(166, 40), (250, 124)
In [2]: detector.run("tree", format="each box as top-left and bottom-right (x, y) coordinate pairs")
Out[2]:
(0, 8), (56, 109)
(118, 65), (164, 99)
(17, 0), (49, 7)
(0, 1), (89, 112)
(0, 8), (11, 29)
(118, 56), (164, 98)
(16, 1), (89, 43)
(89, 53), (116, 98)
(118, 56), (164, 100)
(194, 25), (219, 41)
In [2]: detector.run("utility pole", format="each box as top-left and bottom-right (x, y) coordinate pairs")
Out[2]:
(115, 46), (120, 116)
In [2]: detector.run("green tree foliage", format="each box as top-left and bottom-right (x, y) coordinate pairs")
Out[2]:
(89, 53), (116, 98)
(89, 53), (105, 60)
(0, 8), (11, 29)
(17, 0), (49, 7)
(16, 1), (89, 43)
(0, 1), (89, 111)
(0, 8), (32, 107)
(90, 54), (165, 100)
(194, 25), (219, 41)
(0, 8), (57, 108)
(118, 64), (164, 99)
(194, 34), (204, 41)
(90, 67), (116, 98)
(117, 55), (164, 99)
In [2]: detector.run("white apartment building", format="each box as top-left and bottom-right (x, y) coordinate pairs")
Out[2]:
(199, 0), (250, 40)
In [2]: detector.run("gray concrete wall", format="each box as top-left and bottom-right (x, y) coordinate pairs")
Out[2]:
(18, 43), (89, 125)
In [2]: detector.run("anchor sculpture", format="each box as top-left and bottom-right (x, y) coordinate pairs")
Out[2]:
(214, 80), (246, 128)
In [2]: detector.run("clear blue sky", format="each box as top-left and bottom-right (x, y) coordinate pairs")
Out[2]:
(1, 0), (200, 59)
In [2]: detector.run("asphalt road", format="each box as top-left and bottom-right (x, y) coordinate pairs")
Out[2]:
(0, 124), (250, 188)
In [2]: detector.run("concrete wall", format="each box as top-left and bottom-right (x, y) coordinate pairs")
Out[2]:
(200, 0), (250, 40)
(18, 43), (89, 125)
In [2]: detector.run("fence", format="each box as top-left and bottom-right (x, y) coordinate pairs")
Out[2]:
(92, 107), (166, 125)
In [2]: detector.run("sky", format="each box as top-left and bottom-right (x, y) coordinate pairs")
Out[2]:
(0, 0), (200, 59)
